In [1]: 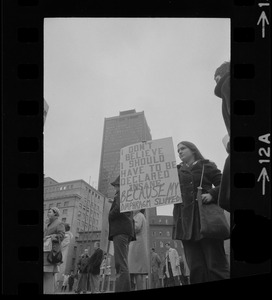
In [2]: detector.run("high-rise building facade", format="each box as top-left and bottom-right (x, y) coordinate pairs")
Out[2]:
(98, 109), (152, 199)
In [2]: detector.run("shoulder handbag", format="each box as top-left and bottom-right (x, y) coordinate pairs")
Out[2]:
(197, 164), (230, 240)
(47, 249), (63, 265)
(45, 236), (63, 264)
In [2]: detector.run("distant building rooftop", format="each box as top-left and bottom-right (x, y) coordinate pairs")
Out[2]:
(119, 109), (136, 115)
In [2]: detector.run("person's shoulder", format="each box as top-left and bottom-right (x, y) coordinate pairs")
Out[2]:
(214, 72), (230, 97)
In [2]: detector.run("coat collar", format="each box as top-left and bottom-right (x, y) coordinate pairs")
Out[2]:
(178, 159), (209, 170)
(47, 217), (60, 230)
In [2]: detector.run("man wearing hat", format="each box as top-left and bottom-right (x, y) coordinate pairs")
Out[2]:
(214, 61), (230, 212)
(108, 175), (136, 292)
(44, 207), (65, 294)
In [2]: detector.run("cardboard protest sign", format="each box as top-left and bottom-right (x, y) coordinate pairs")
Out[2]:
(120, 137), (182, 212)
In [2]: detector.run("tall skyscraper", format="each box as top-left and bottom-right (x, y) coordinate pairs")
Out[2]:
(98, 109), (152, 199)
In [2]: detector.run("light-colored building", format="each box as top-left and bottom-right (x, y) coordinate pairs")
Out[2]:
(98, 109), (152, 200)
(148, 207), (185, 285)
(44, 177), (107, 282)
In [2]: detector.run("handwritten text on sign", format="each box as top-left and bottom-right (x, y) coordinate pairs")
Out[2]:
(120, 137), (182, 212)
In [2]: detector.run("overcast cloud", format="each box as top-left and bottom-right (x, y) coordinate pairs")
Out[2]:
(44, 18), (230, 215)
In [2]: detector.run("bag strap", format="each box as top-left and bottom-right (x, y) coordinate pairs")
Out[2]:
(199, 164), (205, 188)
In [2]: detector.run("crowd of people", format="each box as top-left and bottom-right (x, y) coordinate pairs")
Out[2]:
(43, 61), (231, 293)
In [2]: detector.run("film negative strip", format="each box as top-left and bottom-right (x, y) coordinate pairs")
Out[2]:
(2, 0), (271, 295)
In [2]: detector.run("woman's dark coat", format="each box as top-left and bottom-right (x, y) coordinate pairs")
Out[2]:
(214, 71), (230, 212)
(108, 190), (136, 241)
(172, 159), (222, 241)
(43, 218), (65, 267)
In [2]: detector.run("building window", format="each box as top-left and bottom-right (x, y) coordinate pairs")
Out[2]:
(64, 201), (69, 207)
(166, 231), (170, 237)
(159, 219), (162, 223)
(57, 203), (61, 207)
(159, 232), (162, 236)
(63, 209), (68, 215)
(152, 231), (156, 236)
(62, 218), (67, 223)
(165, 219), (168, 224)
(160, 241), (163, 248)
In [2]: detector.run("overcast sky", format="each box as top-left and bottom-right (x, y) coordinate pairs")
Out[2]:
(44, 18), (230, 215)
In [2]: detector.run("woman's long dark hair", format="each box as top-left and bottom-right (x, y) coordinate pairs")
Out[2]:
(178, 141), (205, 162)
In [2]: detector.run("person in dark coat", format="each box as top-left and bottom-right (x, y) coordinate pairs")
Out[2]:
(87, 241), (104, 293)
(75, 249), (90, 294)
(172, 141), (230, 284)
(214, 61), (230, 212)
(150, 248), (162, 289)
(108, 175), (136, 293)
(68, 271), (75, 292)
(43, 207), (65, 294)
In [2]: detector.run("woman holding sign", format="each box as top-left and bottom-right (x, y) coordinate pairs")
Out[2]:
(172, 141), (229, 284)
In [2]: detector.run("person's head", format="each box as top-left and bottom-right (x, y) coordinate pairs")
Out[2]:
(94, 241), (100, 250)
(214, 61), (230, 84)
(64, 223), (70, 232)
(151, 247), (155, 253)
(84, 249), (89, 256)
(47, 207), (60, 220)
(177, 141), (205, 164)
(165, 243), (171, 250)
(111, 175), (120, 191)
